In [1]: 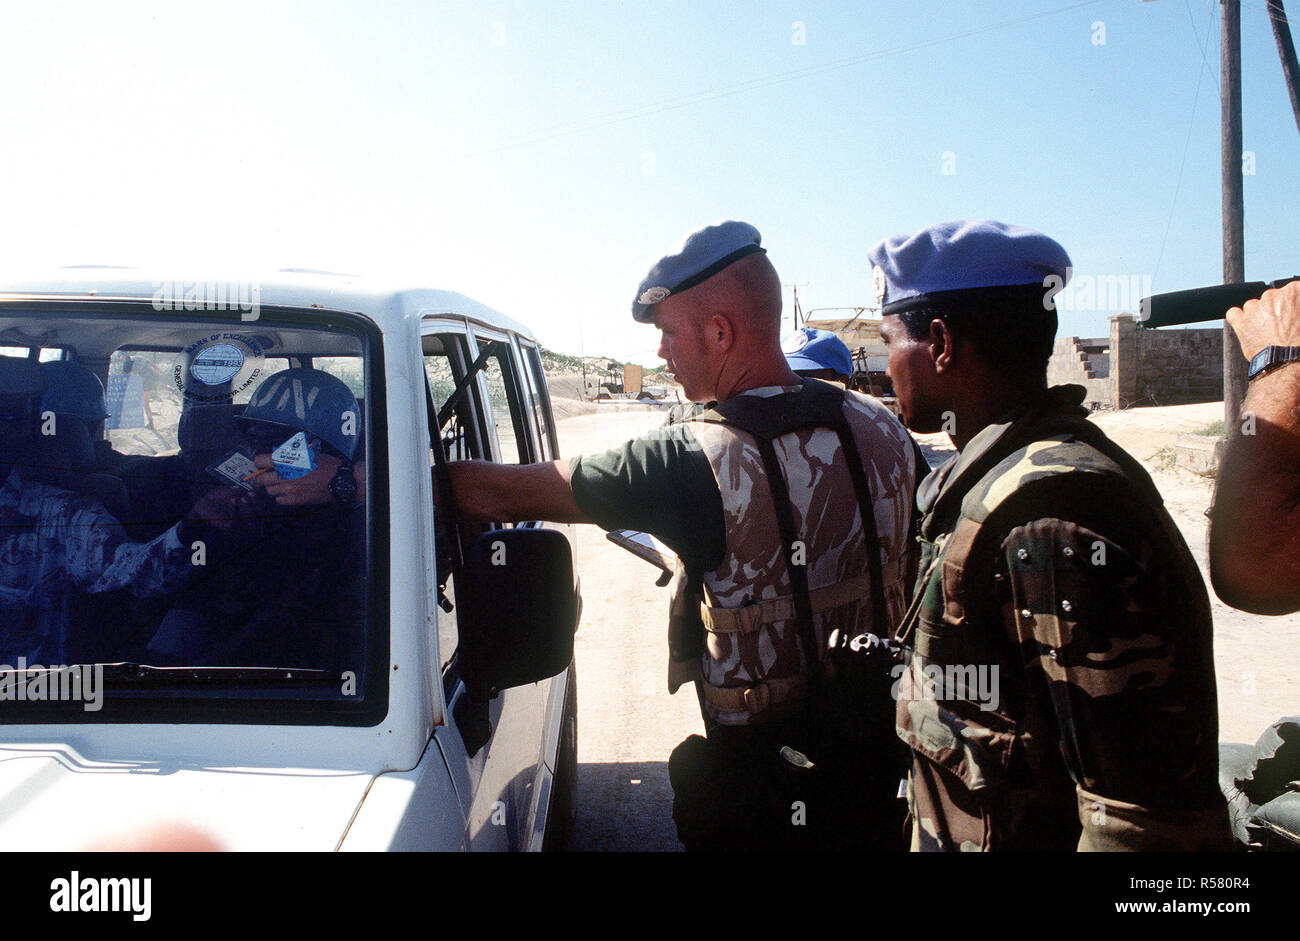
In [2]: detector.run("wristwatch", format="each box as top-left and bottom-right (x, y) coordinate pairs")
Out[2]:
(328, 461), (359, 507)
(1247, 346), (1300, 380)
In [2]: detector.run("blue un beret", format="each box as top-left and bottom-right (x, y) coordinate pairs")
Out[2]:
(867, 219), (1072, 316)
(783, 327), (853, 378)
(632, 220), (766, 322)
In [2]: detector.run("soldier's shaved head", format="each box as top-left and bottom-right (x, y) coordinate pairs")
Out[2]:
(684, 252), (784, 343)
(655, 252), (798, 402)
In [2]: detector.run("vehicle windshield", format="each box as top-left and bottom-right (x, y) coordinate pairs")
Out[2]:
(0, 303), (380, 722)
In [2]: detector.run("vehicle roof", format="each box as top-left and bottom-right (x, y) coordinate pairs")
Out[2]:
(0, 267), (537, 340)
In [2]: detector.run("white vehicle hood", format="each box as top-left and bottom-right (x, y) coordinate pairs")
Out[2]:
(0, 748), (374, 851)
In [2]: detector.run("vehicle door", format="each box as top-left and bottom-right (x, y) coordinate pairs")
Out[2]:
(422, 320), (562, 850)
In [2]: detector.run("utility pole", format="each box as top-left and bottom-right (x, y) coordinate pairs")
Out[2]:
(1268, 1), (1300, 133)
(1223, 0), (1247, 426)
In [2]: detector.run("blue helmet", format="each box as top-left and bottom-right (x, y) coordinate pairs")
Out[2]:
(238, 367), (360, 461)
(783, 328), (853, 379)
(40, 361), (109, 424)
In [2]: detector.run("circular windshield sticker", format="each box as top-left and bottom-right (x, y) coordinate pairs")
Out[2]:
(190, 343), (245, 385)
(175, 333), (267, 404)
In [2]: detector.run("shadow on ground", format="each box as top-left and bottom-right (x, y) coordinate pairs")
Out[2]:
(568, 761), (681, 852)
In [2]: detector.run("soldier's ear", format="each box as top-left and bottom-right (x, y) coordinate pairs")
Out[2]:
(928, 318), (955, 373)
(706, 312), (736, 353)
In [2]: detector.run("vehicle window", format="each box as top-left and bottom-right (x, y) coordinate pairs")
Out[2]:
(424, 331), (482, 671)
(0, 346), (66, 361)
(0, 307), (379, 723)
(312, 356), (364, 399)
(475, 337), (530, 465)
(522, 345), (557, 461)
(424, 340), (480, 463)
(105, 350), (183, 455)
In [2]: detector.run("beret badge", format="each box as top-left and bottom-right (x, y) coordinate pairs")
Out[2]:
(872, 265), (887, 305)
(638, 286), (671, 306)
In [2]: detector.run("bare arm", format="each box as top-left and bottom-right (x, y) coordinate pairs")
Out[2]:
(1211, 282), (1300, 613)
(445, 459), (593, 524)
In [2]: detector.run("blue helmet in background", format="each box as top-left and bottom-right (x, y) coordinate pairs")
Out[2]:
(238, 367), (360, 461)
(783, 328), (853, 379)
(40, 361), (109, 424)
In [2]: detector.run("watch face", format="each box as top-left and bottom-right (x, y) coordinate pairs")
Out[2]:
(330, 465), (357, 504)
(1249, 348), (1274, 379)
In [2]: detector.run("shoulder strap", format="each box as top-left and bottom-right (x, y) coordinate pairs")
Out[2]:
(690, 379), (889, 665)
(926, 405), (1163, 539)
(695, 377), (847, 438)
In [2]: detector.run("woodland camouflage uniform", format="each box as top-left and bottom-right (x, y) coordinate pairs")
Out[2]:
(895, 384), (1234, 851)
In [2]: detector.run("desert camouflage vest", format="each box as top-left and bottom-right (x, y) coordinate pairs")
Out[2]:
(894, 389), (1219, 850)
(669, 379), (916, 727)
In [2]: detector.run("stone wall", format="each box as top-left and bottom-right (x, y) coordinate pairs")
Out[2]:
(1048, 314), (1223, 409)
(1114, 314), (1223, 408)
(1046, 334), (1112, 407)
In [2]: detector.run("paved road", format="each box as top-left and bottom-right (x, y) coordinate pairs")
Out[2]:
(555, 405), (698, 851)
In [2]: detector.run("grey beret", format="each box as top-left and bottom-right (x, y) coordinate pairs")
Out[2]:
(632, 220), (766, 322)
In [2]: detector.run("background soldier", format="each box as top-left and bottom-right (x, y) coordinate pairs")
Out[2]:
(871, 219), (1232, 851)
(446, 220), (920, 850)
(783, 327), (853, 386)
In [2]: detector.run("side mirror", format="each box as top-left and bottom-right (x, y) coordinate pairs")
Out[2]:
(457, 527), (577, 698)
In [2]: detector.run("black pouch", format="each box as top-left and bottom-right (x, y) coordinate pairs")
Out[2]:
(668, 684), (909, 853)
(667, 731), (818, 852)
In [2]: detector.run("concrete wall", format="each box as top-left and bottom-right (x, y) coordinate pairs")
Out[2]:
(1048, 314), (1222, 409)
(1135, 319), (1223, 406)
(1046, 335), (1112, 407)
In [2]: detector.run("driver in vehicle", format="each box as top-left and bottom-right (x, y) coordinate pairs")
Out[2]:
(142, 367), (366, 670)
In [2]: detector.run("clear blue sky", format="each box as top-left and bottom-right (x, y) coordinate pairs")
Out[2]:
(0, 0), (1296, 362)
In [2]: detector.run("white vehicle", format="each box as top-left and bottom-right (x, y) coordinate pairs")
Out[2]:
(0, 271), (579, 851)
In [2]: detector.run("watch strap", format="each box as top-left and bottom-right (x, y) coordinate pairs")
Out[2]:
(1249, 346), (1300, 380)
(329, 461), (359, 506)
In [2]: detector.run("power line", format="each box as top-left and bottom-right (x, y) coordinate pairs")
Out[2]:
(1185, 0), (1222, 96)
(1153, 0), (1216, 288)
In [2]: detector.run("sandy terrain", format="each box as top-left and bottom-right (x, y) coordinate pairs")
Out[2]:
(544, 369), (685, 421)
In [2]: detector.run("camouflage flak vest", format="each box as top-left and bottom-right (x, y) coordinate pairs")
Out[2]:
(893, 391), (1225, 851)
(666, 380), (917, 727)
